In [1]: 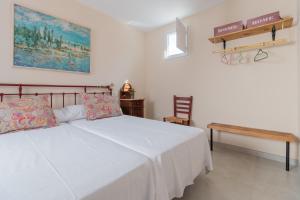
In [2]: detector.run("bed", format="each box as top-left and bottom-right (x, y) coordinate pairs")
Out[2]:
(0, 83), (213, 200)
(70, 115), (213, 199)
(0, 124), (156, 200)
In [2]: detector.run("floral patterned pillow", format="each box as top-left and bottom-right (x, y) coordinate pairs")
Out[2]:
(81, 93), (122, 120)
(0, 96), (57, 134)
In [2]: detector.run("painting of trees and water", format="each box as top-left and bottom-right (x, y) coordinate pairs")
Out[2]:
(14, 4), (90, 73)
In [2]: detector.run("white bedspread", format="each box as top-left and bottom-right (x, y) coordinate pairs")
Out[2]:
(70, 116), (213, 199)
(0, 124), (156, 200)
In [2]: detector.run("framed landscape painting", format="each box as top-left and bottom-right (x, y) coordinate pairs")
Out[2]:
(13, 4), (91, 73)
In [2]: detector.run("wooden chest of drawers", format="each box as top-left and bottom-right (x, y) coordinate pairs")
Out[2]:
(120, 99), (144, 118)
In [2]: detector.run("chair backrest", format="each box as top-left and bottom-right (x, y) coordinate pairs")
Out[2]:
(173, 95), (193, 121)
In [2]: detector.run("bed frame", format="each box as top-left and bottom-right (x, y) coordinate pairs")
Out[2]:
(0, 83), (113, 108)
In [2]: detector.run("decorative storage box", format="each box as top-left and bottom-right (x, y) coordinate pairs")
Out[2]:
(214, 20), (244, 36)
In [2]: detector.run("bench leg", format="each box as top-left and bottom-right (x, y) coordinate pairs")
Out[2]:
(210, 129), (213, 151)
(286, 141), (290, 171)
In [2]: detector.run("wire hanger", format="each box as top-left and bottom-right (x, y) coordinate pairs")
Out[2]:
(221, 39), (230, 65)
(229, 54), (235, 65)
(254, 49), (268, 62)
(221, 54), (230, 64)
(238, 52), (246, 64)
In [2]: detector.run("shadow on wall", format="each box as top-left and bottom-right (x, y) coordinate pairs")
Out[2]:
(296, 142), (300, 167)
(145, 100), (154, 119)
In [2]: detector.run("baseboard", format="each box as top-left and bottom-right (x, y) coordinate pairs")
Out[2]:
(213, 142), (299, 167)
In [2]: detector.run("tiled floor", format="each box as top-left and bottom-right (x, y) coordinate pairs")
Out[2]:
(178, 146), (300, 200)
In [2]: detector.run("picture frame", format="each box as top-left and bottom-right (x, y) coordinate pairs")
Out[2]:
(13, 4), (91, 73)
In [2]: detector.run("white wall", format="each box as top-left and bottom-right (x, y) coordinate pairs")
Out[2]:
(145, 0), (300, 160)
(0, 0), (145, 97)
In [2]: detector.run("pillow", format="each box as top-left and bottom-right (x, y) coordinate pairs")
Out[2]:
(53, 105), (86, 123)
(0, 96), (57, 134)
(81, 93), (122, 120)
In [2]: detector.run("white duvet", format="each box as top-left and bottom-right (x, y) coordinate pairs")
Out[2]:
(0, 124), (156, 200)
(70, 115), (213, 199)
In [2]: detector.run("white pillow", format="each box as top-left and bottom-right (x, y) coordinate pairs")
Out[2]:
(53, 105), (86, 123)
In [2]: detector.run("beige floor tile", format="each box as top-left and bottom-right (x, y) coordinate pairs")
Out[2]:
(177, 146), (300, 200)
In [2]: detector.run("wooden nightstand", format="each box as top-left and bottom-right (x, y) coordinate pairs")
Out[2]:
(120, 99), (144, 118)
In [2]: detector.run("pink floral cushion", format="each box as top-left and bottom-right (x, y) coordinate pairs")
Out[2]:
(82, 93), (122, 120)
(0, 96), (57, 134)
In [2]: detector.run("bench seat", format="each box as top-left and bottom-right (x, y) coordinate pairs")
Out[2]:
(207, 123), (298, 171)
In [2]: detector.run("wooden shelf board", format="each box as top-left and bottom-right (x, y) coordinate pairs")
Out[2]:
(207, 123), (298, 142)
(212, 39), (292, 54)
(209, 17), (293, 44)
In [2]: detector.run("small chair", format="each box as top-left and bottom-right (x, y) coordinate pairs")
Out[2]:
(163, 95), (193, 126)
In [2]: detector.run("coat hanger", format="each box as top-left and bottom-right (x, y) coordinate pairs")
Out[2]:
(238, 52), (247, 64)
(237, 52), (243, 64)
(221, 39), (230, 65)
(254, 49), (268, 62)
(227, 52), (248, 65)
(221, 54), (230, 64)
(229, 53), (235, 65)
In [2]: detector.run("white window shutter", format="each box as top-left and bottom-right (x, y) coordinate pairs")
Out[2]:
(176, 18), (187, 52)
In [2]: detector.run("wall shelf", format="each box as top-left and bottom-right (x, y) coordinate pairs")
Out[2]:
(209, 17), (293, 44)
(212, 39), (292, 54)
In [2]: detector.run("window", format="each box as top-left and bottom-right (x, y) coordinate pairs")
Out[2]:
(164, 18), (188, 59)
(164, 32), (187, 59)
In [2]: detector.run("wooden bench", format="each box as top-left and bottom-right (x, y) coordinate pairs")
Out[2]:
(207, 123), (298, 171)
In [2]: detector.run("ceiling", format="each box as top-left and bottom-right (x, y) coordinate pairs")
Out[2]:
(78, 0), (224, 31)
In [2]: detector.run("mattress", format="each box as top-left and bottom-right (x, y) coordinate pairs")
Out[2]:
(70, 115), (213, 199)
(0, 124), (156, 200)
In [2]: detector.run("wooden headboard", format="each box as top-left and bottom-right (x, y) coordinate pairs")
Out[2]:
(0, 83), (113, 108)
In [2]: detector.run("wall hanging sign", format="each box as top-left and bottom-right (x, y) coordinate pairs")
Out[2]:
(14, 4), (91, 73)
(214, 21), (244, 36)
(246, 11), (281, 28)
